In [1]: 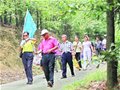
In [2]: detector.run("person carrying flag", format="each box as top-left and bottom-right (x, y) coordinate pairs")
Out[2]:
(20, 32), (36, 85)
(19, 10), (37, 85)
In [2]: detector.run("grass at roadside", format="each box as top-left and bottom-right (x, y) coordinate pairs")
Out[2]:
(63, 69), (107, 90)
(63, 62), (120, 90)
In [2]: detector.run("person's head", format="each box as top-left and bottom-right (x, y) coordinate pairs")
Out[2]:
(61, 34), (67, 42)
(96, 37), (100, 41)
(23, 32), (29, 40)
(41, 29), (50, 40)
(75, 36), (79, 42)
(84, 35), (89, 41)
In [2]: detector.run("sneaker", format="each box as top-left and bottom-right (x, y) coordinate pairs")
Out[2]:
(27, 81), (32, 85)
(61, 76), (67, 79)
(47, 81), (53, 87)
(82, 68), (87, 71)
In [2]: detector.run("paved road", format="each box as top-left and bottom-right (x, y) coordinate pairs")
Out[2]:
(0, 65), (102, 90)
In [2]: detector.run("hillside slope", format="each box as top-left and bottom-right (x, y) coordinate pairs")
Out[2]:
(0, 26), (42, 84)
(0, 26), (25, 84)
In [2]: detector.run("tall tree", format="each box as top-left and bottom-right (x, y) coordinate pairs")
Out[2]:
(36, 9), (39, 29)
(106, 0), (118, 89)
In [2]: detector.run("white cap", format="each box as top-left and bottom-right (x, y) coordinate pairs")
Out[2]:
(41, 29), (49, 35)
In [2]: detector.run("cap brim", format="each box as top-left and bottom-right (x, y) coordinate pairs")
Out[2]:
(23, 33), (28, 36)
(41, 33), (44, 36)
(41, 32), (48, 36)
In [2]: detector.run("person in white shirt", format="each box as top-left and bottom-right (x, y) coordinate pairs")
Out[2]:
(82, 35), (93, 70)
(73, 36), (82, 69)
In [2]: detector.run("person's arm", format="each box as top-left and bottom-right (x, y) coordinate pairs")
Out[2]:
(30, 38), (37, 44)
(47, 39), (58, 53)
(81, 42), (84, 53)
(59, 43), (63, 53)
(19, 40), (25, 51)
(30, 38), (36, 41)
(81, 45), (83, 53)
(36, 42), (43, 54)
(72, 42), (77, 52)
(79, 42), (82, 50)
(36, 50), (42, 54)
(71, 42), (76, 56)
(90, 42), (94, 52)
(47, 46), (58, 53)
(70, 42), (74, 54)
(91, 45), (94, 52)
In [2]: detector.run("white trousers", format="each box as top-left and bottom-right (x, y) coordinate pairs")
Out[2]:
(83, 50), (92, 69)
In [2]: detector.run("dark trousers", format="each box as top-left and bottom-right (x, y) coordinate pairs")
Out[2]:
(75, 52), (82, 68)
(22, 52), (33, 82)
(42, 53), (55, 84)
(62, 52), (74, 77)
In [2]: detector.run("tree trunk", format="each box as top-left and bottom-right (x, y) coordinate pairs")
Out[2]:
(9, 14), (12, 25)
(39, 11), (43, 30)
(106, 0), (118, 89)
(4, 11), (8, 24)
(0, 15), (4, 26)
(19, 12), (23, 28)
(15, 10), (19, 27)
(36, 10), (39, 29)
(14, 0), (19, 27)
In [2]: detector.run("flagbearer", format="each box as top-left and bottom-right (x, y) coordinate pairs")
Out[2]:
(20, 32), (36, 85)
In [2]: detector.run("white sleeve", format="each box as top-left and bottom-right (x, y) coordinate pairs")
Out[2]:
(89, 41), (92, 46)
(60, 44), (63, 51)
(20, 40), (25, 47)
(70, 42), (73, 51)
(82, 42), (84, 46)
(78, 42), (82, 47)
(102, 39), (106, 45)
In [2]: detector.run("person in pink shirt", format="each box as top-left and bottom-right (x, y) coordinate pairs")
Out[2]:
(37, 29), (58, 87)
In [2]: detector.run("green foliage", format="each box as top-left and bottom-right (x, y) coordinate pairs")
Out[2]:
(100, 43), (120, 62)
(63, 69), (106, 90)
(118, 63), (120, 76)
(0, 0), (119, 40)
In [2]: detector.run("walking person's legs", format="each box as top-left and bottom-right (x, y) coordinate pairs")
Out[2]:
(96, 49), (99, 56)
(22, 53), (33, 84)
(75, 53), (82, 68)
(58, 56), (62, 70)
(42, 54), (55, 87)
(48, 54), (55, 84)
(54, 56), (59, 72)
(55, 55), (62, 71)
(42, 55), (49, 82)
(67, 52), (75, 76)
(22, 53), (28, 81)
(87, 51), (92, 69)
(83, 51), (87, 70)
(61, 53), (67, 78)
(26, 53), (33, 82)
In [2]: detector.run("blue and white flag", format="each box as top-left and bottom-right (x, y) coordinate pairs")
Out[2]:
(23, 10), (37, 38)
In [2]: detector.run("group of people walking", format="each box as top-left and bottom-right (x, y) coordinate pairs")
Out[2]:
(19, 29), (106, 87)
